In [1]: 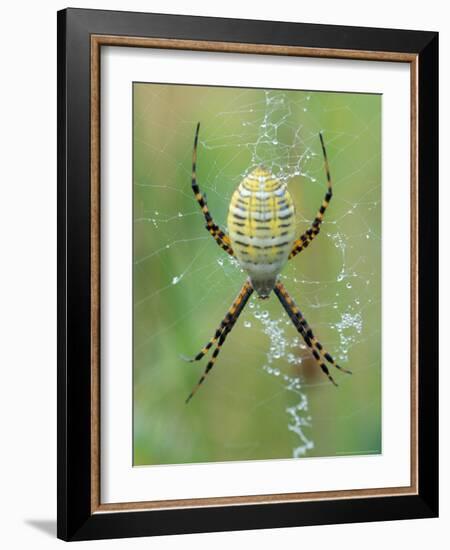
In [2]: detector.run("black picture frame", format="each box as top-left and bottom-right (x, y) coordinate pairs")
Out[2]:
(57, 7), (438, 541)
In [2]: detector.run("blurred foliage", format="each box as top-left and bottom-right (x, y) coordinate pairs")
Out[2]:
(133, 83), (381, 465)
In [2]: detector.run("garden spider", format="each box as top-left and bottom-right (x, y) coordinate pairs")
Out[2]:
(184, 123), (351, 403)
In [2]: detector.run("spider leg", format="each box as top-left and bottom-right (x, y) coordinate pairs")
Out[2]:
(290, 306), (352, 375)
(180, 324), (226, 363)
(192, 122), (234, 256)
(276, 281), (351, 374)
(181, 282), (252, 363)
(185, 281), (253, 403)
(289, 132), (333, 260)
(274, 281), (351, 385)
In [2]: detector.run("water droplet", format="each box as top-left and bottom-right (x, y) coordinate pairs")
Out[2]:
(172, 275), (182, 285)
(261, 311), (269, 319)
(178, 212), (183, 217)
(273, 368), (280, 376)
(272, 139), (278, 145)
(346, 282), (352, 289)
(303, 107), (307, 112)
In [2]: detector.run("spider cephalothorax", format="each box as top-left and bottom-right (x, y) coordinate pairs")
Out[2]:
(185, 123), (351, 403)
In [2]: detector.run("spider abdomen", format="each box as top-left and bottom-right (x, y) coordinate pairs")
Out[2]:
(227, 167), (296, 297)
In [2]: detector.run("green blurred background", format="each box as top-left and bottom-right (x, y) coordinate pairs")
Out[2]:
(133, 83), (381, 466)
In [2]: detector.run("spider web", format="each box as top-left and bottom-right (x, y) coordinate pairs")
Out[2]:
(133, 84), (381, 465)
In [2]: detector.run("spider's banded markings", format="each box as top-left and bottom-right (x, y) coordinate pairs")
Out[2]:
(185, 123), (351, 402)
(274, 281), (351, 387)
(191, 122), (234, 256)
(185, 281), (254, 404)
(227, 167), (296, 298)
(289, 133), (332, 259)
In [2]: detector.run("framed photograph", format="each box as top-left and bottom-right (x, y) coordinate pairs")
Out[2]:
(57, 8), (438, 541)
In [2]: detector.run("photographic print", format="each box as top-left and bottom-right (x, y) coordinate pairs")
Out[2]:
(58, 9), (438, 540)
(9, 2), (440, 543)
(133, 83), (382, 466)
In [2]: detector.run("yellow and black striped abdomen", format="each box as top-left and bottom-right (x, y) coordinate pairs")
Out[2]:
(227, 167), (296, 297)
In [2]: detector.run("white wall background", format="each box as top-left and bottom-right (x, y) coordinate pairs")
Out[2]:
(0, 1), (446, 548)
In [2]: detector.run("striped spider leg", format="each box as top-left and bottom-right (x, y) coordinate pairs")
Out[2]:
(284, 134), (351, 383)
(185, 281), (254, 403)
(274, 281), (351, 386)
(289, 132), (333, 260)
(191, 122), (234, 256)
